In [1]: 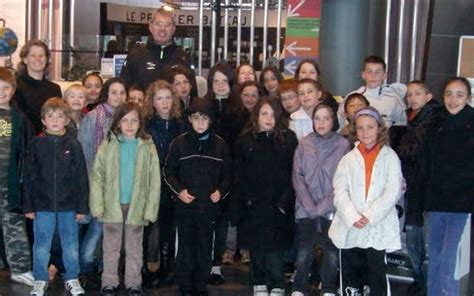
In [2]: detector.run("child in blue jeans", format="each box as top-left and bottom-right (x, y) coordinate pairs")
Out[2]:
(24, 98), (89, 296)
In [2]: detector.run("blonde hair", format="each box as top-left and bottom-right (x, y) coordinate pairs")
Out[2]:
(350, 107), (390, 147)
(144, 80), (182, 119)
(64, 83), (87, 100)
(41, 97), (72, 119)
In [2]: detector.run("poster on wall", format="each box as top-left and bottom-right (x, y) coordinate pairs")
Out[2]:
(283, 0), (321, 76)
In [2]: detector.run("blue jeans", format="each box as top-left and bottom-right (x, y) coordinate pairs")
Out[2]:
(33, 211), (79, 281)
(427, 212), (468, 296)
(80, 217), (103, 274)
(405, 224), (427, 290)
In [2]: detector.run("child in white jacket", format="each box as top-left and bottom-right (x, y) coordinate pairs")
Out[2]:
(328, 107), (402, 296)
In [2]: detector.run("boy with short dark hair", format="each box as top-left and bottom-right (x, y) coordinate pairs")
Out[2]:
(24, 98), (89, 296)
(0, 67), (35, 286)
(338, 55), (407, 128)
(164, 97), (232, 296)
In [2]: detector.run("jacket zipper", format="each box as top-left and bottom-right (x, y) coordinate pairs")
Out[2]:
(53, 137), (58, 211)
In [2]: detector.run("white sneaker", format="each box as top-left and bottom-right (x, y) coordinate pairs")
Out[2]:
(269, 288), (285, 296)
(291, 292), (304, 296)
(322, 293), (336, 296)
(253, 285), (268, 296)
(30, 280), (48, 296)
(11, 271), (35, 286)
(65, 279), (85, 295)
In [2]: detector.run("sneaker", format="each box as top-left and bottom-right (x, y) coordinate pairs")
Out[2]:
(127, 286), (143, 295)
(253, 285), (268, 296)
(290, 292), (304, 296)
(269, 288), (285, 296)
(11, 271), (35, 286)
(65, 279), (85, 295)
(322, 293), (336, 296)
(30, 280), (48, 296)
(222, 250), (235, 265)
(208, 273), (225, 285)
(241, 250), (251, 264)
(101, 286), (118, 296)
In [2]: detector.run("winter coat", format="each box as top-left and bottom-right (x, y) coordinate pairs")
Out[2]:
(391, 99), (440, 225)
(14, 73), (62, 134)
(293, 132), (350, 220)
(89, 134), (161, 225)
(23, 132), (89, 214)
(163, 130), (232, 217)
(6, 104), (33, 212)
(233, 130), (298, 250)
(410, 105), (474, 215)
(328, 144), (402, 252)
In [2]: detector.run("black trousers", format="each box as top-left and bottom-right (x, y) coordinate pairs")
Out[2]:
(144, 201), (175, 265)
(249, 248), (285, 290)
(175, 210), (215, 292)
(341, 247), (389, 296)
(211, 211), (228, 266)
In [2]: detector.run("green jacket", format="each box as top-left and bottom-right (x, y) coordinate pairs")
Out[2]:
(89, 133), (161, 225)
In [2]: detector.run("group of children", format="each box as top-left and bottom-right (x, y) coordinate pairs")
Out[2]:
(0, 38), (472, 296)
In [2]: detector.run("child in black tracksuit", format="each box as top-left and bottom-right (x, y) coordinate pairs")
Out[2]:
(164, 97), (232, 296)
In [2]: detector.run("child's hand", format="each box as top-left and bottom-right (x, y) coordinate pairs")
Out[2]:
(25, 212), (35, 219)
(76, 214), (85, 221)
(353, 215), (369, 229)
(210, 190), (221, 203)
(178, 189), (195, 204)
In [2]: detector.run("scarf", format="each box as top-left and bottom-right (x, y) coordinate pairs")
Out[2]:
(94, 103), (114, 153)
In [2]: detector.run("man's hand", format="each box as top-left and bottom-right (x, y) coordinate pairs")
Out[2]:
(25, 212), (35, 219)
(178, 189), (196, 204)
(210, 190), (221, 203)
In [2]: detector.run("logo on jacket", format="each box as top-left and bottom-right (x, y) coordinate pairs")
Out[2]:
(0, 119), (12, 137)
(146, 62), (156, 70)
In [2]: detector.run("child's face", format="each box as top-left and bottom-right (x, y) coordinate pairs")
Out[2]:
(298, 82), (322, 111)
(258, 103), (276, 132)
(24, 45), (47, 75)
(241, 85), (259, 112)
(107, 82), (127, 108)
(361, 63), (386, 89)
(313, 107), (333, 137)
(0, 80), (14, 109)
(280, 90), (301, 114)
(407, 84), (432, 112)
(444, 81), (470, 115)
(263, 71), (279, 94)
(355, 115), (379, 149)
(129, 89), (145, 107)
(345, 98), (368, 121)
(65, 89), (87, 112)
(41, 110), (70, 133)
(119, 110), (140, 140)
(212, 71), (230, 97)
(298, 62), (318, 81)
(153, 89), (173, 119)
(83, 76), (102, 103)
(189, 112), (210, 134)
(173, 74), (192, 99)
(238, 65), (255, 84)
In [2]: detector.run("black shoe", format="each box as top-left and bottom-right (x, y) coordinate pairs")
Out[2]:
(180, 288), (193, 296)
(208, 273), (225, 285)
(127, 286), (143, 296)
(80, 273), (101, 289)
(100, 286), (118, 296)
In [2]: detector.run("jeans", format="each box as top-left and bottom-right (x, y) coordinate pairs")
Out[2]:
(405, 223), (427, 291)
(293, 217), (338, 294)
(80, 217), (103, 274)
(427, 211), (468, 296)
(249, 248), (285, 290)
(33, 211), (79, 281)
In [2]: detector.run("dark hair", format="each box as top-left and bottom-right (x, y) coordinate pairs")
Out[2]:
(295, 59), (321, 81)
(312, 103), (336, 133)
(236, 63), (258, 84)
(98, 78), (127, 104)
(407, 80), (431, 94)
(207, 62), (235, 98)
(259, 65), (283, 93)
(128, 84), (144, 94)
(232, 80), (263, 113)
(168, 64), (197, 97)
(82, 72), (104, 87)
(0, 67), (16, 89)
(297, 78), (323, 91)
(242, 97), (288, 143)
(363, 55), (386, 72)
(108, 101), (149, 141)
(17, 39), (51, 76)
(443, 76), (471, 97)
(344, 93), (370, 113)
